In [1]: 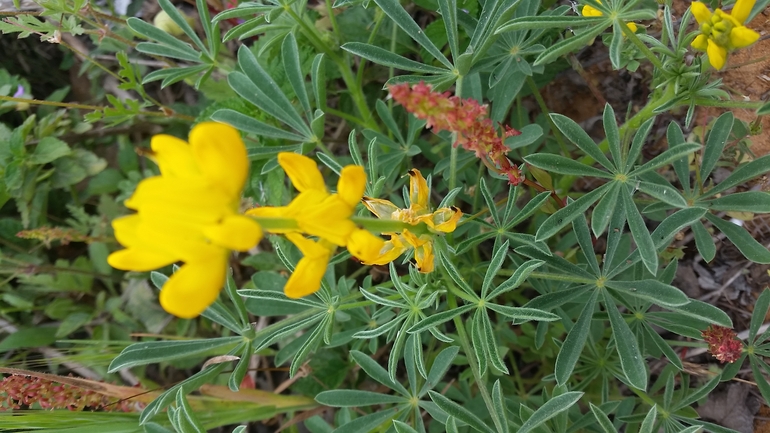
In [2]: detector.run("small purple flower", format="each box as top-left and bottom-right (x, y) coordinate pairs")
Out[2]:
(13, 85), (24, 98)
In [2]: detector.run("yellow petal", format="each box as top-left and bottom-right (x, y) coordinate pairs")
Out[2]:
(414, 241), (435, 273)
(362, 235), (408, 265)
(408, 169), (430, 211)
(731, 0), (754, 23)
(189, 122), (249, 198)
(362, 197), (400, 220)
(246, 206), (288, 218)
(107, 248), (176, 271)
(159, 257), (228, 318)
(111, 215), (143, 248)
(134, 218), (223, 263)
(150, 134), (200, 179)
(692, 34), (709, 51)
(581, 4), (603, 17)
(126, 177), (230, 216)
(707, 39), (728, 69)
(347, 229), (385, 263)
(337, 165), (367, 208)
(278, 153), (326, 193)
(691, 2), (712, 24)
(283, 234), (333, 298)
(626, 22), (638, 33)
(730, 25), (760, 48)
(203, 215), (263, 251)
(430, 206), (463, 233)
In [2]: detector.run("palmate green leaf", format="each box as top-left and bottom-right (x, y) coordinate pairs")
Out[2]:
(428, 391), (495, 433)
(518, 392), (584, 433)
(496, 15), (605, 32)
(232, 46), (312, 137)
(701, 112), (734, 181)
(342, 43), (450, 74)
(606, 280), (688, 307)
(702, 191), (770, 213)
(372, 0), (452, 69)
(108, 337), (242, 372)
(628, 143), (701, 177)
(315, 390), (406, 407)
(555, 290), (599, 385)
(603, 291), (647, 390)
(622, 184), (658, 274)
(550, 113), (614, 171)
(525, 154), (613, 178)
(535, 183), (610, 241)
(589, 402), (619, 433)
(282, 33), (312, 118)
(705, 213), (770, 263)
(211, 109), (307, 142)
(692, 220), (716, 262)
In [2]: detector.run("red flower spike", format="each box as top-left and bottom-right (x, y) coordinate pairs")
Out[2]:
(388, 82), (524, 185)
(701, 325), (743, 363)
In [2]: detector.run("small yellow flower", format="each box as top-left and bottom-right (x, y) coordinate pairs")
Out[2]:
(248, 153), (384, 298)
(362, 169), (462, 273)
(108, 122), (263, 319)
(581, 1), (638, 33)
(690, 0), (760, 70)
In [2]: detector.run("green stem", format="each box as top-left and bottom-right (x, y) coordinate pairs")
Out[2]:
(691, 98), (763, 109)
(619, 21), (665, 70)
(0, 95), (195, 121)
(449, 76), (464, 191)
(447, 291), (506, 433)
(526, 76), (569, 156)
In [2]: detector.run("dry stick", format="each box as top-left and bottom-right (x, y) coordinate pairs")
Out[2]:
(700, 239), (770, 302)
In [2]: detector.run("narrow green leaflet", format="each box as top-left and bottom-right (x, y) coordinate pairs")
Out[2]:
(639, 405), (658, 433)
(628, 143), (701, 177)
(692, 220), (716, 262)
(525, 154), (613, 178)
(518, 392), (584, 433)
(550, 113), (614, 171)
(428, 391), (496, 433)
(342, 43), (449, 74)
(622, 185), (658, 274)
(282, 33), (312, 118)
(605, 280), (688, 307)
(603, 291), (647, 390)
(700, 112), (733, 181)
(555, 290), (599, 385)
(315, 390), (406, 407)
(703, 191), (770, 213)
(108, 337), (242, 372)
(706, 213), (770, 263)
(603, 103), (621, 165)
(497, 16), (605, 32)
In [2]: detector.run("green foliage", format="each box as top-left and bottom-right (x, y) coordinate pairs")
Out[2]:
(2, 0), (770, 431)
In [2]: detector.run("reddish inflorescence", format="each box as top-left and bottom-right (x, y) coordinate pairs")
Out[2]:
(701, 325), (743, 364)
(0, 375), (134, 412)
(388, 82), (523, 185)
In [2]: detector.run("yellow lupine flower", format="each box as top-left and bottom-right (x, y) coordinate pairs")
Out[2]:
(690, 0), (760, 69)
(248, 152), (384, 298)
(581, 1), (638, 33)
(362, 169), (462, 273)
(108, 122), (263, 319)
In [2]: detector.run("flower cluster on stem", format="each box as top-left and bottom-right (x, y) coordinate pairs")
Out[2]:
(690, 0), (759, 70)
(701, 325), (743, 363)
(389, 82), (523, 185)
(0, 375), (134, 412)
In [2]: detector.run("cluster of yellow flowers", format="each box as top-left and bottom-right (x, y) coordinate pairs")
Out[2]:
(108, 123), (461, 318)
(690, 0), (759, 70)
